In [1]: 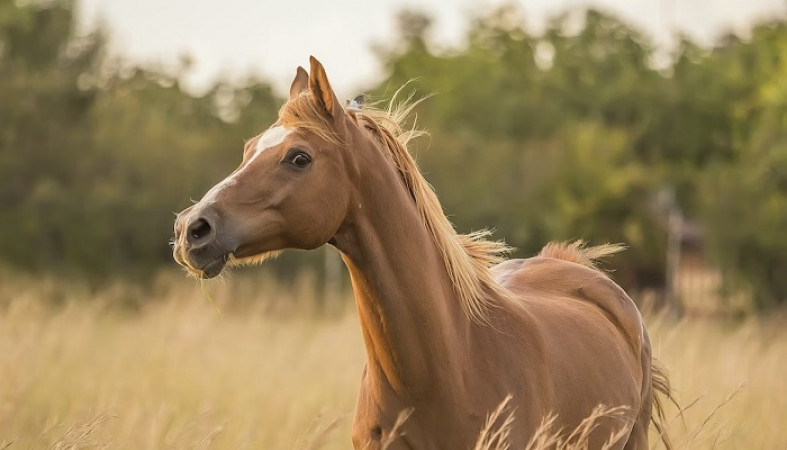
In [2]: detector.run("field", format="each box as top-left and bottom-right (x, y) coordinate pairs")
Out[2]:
(1, 269), (786, 449)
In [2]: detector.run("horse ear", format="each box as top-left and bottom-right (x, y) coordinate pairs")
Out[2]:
(289, 66), (309, 100)
(308, 56), (341, 118)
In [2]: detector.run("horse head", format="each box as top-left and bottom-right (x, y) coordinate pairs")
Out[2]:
(173, 57), (359, 279)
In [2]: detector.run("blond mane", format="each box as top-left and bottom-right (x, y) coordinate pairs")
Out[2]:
(280, 91), (514, 323)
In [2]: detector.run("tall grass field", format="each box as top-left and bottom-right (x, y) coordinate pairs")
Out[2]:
(1, 269), (785, 449)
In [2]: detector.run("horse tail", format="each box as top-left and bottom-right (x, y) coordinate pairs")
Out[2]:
(538, 240), (625, 271)
(650, 358), (676, 450)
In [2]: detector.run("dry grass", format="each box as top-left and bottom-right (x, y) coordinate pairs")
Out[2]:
(645, 311), (787, 449)
(473, 395), (516, 450)
(1, 269), (786, 449)
(0, 269), (361, 449)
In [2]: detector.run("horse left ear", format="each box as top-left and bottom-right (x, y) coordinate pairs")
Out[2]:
(289, 66), (309, 100)
(308, 56), (342, 118)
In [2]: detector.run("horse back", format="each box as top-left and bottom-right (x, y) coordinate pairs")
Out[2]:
(496, 255), (645, 357)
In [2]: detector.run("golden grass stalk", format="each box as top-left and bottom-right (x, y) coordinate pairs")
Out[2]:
(295, 415), (344, 450)
(473, 395), (516, 450)
(471, 397), (631, 450)
(1, 270), (786, 449)
(49, 414), (115, 450)
(379, 408), (415, 450)
(525, 405), (630, 450)
(199, 278), (222, 316)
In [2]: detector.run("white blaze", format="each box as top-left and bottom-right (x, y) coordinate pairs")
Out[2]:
(253, 125), (291, 157)
(199, 126), (292, 204)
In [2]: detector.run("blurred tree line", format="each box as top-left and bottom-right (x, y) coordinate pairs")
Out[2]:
(1, 1), (786, 308)
(374, 7), (787, 309)
(0, 0), (281, 277)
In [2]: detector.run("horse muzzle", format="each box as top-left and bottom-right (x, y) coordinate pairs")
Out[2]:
(173, 207), (233, 279)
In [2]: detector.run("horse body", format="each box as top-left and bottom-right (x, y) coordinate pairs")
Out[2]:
(336, 135), (646, 448)
(172, 57), (668, 449)
(498, 256), (651, 449)
(347, 243), (648, 449)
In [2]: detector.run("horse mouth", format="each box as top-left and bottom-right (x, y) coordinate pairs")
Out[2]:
(173, 247), (230, 280)
(198, 256), (228, 279)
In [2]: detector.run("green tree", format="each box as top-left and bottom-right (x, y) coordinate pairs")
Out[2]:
(699, 21), (787, 307)
(374, 7), (670, 292)
(0, 0), (283, 277)
(0, 0), (101, 270)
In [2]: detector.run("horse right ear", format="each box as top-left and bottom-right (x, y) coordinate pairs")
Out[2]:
(289, 66), (309, 99)
(308, 56), (343, 119)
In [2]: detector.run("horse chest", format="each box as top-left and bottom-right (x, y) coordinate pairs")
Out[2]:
(351, 366), (491, 449)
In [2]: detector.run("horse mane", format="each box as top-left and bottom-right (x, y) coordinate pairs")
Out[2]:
(280, 91), (514, 323)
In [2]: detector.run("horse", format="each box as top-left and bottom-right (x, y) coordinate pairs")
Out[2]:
(172, 56), (671, 449)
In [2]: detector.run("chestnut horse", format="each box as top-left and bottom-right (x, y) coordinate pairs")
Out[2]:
(172, 57), (671, 449)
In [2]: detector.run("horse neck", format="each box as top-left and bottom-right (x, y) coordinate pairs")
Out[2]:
(334, 143), (473, 398)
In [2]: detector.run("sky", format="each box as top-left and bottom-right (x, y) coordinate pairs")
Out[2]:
(76, 0), (787, 99)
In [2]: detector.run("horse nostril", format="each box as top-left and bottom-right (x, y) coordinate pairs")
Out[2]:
(187, 217), (213, 244)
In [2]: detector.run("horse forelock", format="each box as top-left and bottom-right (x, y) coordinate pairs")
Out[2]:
(279, 91), (515, 323)
(279, 91), (343, 145)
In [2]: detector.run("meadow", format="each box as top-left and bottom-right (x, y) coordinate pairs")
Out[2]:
(1, 269), (785, 449)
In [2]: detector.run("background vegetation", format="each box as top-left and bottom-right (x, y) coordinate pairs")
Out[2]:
(2, 1), (787, 448)
(2, 0), (787, 308)
(1, 274), (786, 449)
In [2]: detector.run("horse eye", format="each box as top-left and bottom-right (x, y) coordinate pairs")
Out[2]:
(284, 150), (312, 169)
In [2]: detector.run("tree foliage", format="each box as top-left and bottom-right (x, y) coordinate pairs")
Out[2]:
(0, 0), (281, 277)
(2, 2), (786, 306)
(374, 7), (787, 303)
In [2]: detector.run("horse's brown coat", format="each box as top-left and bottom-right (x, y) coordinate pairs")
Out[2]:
(172, 57), (670, 449)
